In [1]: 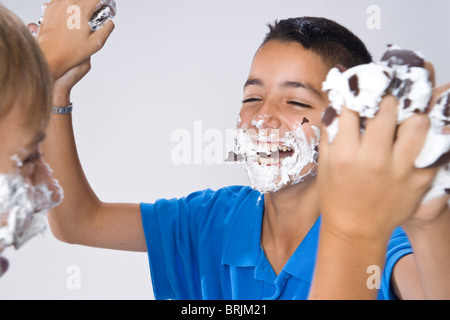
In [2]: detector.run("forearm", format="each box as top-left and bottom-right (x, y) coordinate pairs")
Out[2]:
(43, 88), (146, 252)
(402, 209), (450, 299)
(309, 224), (389, 300)
(43, 89), (101, 243)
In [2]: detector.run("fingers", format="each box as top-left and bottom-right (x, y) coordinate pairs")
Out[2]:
(318, 126), (330, 167)
(80, 0), (111, 13)
(393, 113), (430, 168)
(45, 0), (115, 34)
(325, 93), (431, 173)
(88, 20), (115, 52)
(363, 95), (399, 157)
(331, 95), (399, 155)
(333, 106), (361, 149)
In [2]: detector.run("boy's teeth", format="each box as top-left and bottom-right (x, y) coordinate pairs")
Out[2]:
(258, 157), (278, 166)
(257, 142), (272, 153)
(255, 142), (292, 154)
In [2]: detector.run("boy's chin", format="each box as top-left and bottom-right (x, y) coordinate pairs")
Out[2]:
(246, 162), (317, 194)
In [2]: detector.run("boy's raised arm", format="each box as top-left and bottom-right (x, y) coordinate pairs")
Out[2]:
(38, 0), (115, 79)
(37, 0), (147, 252)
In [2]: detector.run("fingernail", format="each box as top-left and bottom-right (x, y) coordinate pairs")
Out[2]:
(0, 256), (9, 277)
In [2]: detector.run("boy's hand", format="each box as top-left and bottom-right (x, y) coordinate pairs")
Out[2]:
(53, 59), (92, 106)
(318, 95), (438, 241)
(405, 196), (449, 228)
(402, 75), (450, 231)
(318, 58), (449, 241)
(28, 20), (93, 106)
(36, 0), (114, 79)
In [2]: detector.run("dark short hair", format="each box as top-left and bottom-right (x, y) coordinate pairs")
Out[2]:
(261, 17), (372, 69)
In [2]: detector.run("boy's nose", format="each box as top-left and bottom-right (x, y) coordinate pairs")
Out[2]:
(252, 113), (281, 130)
(252, 97), (283, 130)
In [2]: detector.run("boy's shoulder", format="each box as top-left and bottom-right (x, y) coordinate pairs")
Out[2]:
(183, 185), (262, 218)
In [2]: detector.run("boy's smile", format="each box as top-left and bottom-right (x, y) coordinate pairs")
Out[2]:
(235, 40), (331, 193)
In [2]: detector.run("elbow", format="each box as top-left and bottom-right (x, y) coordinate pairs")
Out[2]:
(46, 206), (90, 245)
(46, 199), (102, 246)
(47, 211), (78, 245)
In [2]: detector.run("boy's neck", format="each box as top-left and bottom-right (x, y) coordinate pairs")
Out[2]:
(261, 177), (320, 275)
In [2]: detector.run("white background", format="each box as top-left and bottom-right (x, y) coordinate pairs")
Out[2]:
(0, 0), (449, 299)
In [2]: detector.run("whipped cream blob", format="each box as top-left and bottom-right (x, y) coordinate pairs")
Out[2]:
(417, 90), (450, 203)
(229, 115), (320, 194)
(322, 45), (449, 202)
(0, 159), (63, 250)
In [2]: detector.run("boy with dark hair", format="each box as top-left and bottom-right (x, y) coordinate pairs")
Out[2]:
(36, 3), (449, 299)
(262, 17), (373, 68)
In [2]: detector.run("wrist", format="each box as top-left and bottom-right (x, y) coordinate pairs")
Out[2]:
(45, 52), (64, 80)
(320, 215), (394, 244)
(310, 225), (389, 299)
(403, 208), (450, 240)
(320, 221), (390, 250)
(52, 88), (71, 107)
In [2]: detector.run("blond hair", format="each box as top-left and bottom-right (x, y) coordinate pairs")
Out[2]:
(0, 4), (53, 128)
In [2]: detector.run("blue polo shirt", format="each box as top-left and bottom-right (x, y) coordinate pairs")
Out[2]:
(140, 185), (412, 300)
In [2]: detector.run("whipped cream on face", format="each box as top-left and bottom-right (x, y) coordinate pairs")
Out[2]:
(322, 45), (450, 202)
(0, 159), (63, 250)
(230, 118), (320, 194)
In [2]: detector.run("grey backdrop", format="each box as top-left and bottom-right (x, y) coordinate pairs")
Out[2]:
(0, 0), (449, 299)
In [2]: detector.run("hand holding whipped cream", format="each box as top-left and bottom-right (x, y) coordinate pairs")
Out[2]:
(322, 45), (450, 203)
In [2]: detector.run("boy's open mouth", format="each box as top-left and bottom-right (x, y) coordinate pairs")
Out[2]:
(255, 143), (294, 166)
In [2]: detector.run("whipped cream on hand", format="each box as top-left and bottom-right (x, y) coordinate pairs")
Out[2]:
(321, 45), (450, 202)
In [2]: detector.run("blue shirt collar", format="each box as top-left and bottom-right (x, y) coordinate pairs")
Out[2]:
(221, 189), (264, 267)
(221, 187), (321, 283)
(282, 216), (321, 282)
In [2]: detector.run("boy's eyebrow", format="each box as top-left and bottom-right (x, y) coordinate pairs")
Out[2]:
(281, 81), (323, 100)
(244, 78), (323, 100)
(243, 78), (263, 88)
